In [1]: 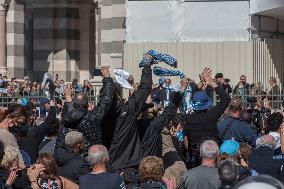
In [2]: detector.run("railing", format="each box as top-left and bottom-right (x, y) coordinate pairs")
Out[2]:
(1, 86), (283, 110)
(0, 84), (102, 107)
(230, 94), (283, 109)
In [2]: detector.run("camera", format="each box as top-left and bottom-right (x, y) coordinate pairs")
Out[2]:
(247, 108), (270, 134)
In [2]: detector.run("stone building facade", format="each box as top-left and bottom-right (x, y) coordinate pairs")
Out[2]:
(0, 0), (125, 81)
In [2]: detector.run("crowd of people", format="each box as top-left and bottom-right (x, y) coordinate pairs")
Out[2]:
(0, 53), (284, 189)
(0, 74), (94, 98)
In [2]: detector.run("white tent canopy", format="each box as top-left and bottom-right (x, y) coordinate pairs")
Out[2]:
(250, 0), (284, 20)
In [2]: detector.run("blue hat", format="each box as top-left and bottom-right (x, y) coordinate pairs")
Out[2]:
(190, 91), (212, 111)
(220, 140), (240, 156)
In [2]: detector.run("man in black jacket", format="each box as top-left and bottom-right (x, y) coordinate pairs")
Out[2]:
(56, 67), (114, 155)
(56, 131), (89, 184)
(183, 68), (230, 167)
(141, 103), (177, 158)
(141, 91), (183, 158)
(21, 100), (57, 163)
(108, 62), (152, 171)
(249, 135), (284, 182)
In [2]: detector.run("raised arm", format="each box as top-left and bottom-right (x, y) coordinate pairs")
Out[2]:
(90, 67), (115, 122)
(147, 103), (177, 134)
(208, 85), (230, 119)
(129, 64), (152, 113)
(22, 101), (57, 163)
(44, 100), (56, 124)
(82, 68), (115, 145)
(201, 68), (230, 119)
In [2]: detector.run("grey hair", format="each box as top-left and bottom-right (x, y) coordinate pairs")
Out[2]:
(1, 146), (19, 170)
(200, 140), (219, 159)
(87, 145), (109, 167)
(256, 136), (275, 150)
(65, 131), (85, 148)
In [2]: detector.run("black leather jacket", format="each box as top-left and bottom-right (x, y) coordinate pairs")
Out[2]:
(56, 77), (114, 155)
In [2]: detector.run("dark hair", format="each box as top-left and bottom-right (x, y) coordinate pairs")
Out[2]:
(72, 79), (78, 83)
(46, 119), (60, 137)
(238, 143), (251, 163)
(215, 73), (224, 79)
(24, 102), (36, 116)
(172, 92), (183, 108)
(0, 140), (4, 161)
(114, 83), (123, 102)
(73, 93), (88, 109)
(36, 153), (58, 180)
(267, 112), (283, 132)
(240, 75), (246, 79)
(168, 114), (184, 130)
(229, 98), (243, 113)
(218, 159), (238, 186)
(0, 104), (27, 123)
(240, 110), (251, 124)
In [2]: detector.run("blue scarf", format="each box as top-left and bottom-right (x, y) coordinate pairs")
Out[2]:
(182, 84), (193, 114)
(153, 66), (185, 79)
(139, 50), (177, 68)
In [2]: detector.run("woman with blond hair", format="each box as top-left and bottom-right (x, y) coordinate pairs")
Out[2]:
(0, 146), (30, 188)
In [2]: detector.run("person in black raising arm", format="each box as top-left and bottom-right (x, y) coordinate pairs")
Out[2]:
(55, 67), (115, 156)
(108, 54), (153, 188)
(183, 68), (230, 168)
(21, 78), (57, 164)
(141, 91), (183, 158)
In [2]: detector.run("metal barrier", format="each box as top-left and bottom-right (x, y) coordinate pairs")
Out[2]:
(230, 94), (283, 109)
(0, 85), (102, 107)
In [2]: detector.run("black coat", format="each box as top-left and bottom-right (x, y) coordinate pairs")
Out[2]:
(21, 106), (57, 163)
(55, 146), (89, 184)
(248, 146), (284, 181)
(184, 86), (230, 157)
(141, 103), (177, 157)
(108, 65), (152, 170)
(0, 169), (31, 189)
(56, 77), (114, 155)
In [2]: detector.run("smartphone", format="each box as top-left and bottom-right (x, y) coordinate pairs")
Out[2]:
(36, 107), (41, 117)
(92, 68), (102, 76)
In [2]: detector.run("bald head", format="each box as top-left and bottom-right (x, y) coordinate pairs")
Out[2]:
(73, 92), (88, 109)
(87, 145), (109, 167)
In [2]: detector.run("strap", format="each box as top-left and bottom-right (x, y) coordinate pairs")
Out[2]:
(58, 176), (64, 189)
(220, 118), (235, 140)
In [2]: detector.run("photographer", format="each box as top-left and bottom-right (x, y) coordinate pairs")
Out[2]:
(246, 96), (271, 135)
(218, 98), (257, 146)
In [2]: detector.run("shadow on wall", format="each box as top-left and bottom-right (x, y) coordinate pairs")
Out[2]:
(31, 49), (79, 82)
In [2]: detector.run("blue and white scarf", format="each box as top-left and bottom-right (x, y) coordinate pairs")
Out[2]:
(153, 66), (185, 79)
(139, 50), (177, 68)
